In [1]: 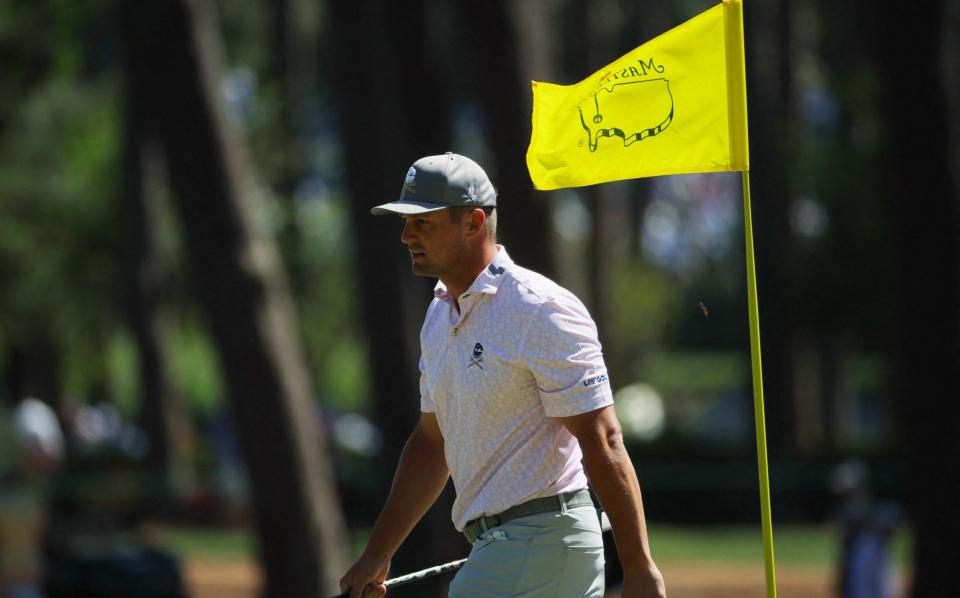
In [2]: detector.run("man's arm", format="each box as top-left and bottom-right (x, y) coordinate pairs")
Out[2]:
(560, 405), (666, 598)
(340, 411), (449, 598)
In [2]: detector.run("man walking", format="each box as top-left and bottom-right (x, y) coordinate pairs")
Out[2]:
(340, 153), (666, 598)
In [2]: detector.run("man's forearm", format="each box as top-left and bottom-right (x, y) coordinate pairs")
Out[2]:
(362, 426), (449, 561)
(580, 430), (654, 571)
(562, 406), (665, 596)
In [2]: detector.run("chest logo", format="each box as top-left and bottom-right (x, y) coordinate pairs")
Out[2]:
(468, 343), (484, 369)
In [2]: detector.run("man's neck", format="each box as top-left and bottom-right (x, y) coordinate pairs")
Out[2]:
(442, 242), (499, 307)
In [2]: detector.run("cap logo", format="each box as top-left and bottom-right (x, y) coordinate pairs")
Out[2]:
(403, 167), (417, 195)
(466, 181), (478, 202)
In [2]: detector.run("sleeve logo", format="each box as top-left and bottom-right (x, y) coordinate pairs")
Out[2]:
(582, 373), (608, 388)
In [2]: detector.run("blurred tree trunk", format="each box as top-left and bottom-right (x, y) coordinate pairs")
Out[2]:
(120, 1), (349, 596)
(874, 2), (960, 594)
(266, 0), (307, 296)
(813, 0), (898, 454)
(120, 77), (186, 510)
(326, 1), (462, 595)
(457, 0), (555, 278)
(565, 0), (612, 338)
(744, 0), (797, 457)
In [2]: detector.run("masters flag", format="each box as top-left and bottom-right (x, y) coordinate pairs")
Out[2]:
(526, 0), (749, 190)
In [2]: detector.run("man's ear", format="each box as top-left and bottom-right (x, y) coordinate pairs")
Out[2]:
(466, 208), (485, 237)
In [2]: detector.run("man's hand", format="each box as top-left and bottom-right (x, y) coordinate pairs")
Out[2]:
(340, 553), (390, 598)
(621, 561), (667, 598)
(338, 412), (448, 597)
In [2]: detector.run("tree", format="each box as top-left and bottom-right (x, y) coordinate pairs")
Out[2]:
(325, 1), (463, 594)
(264, 0), (310, 296)
(874, 1), (960, 594)
(120, 0), (349, 595)
(120, 78), (185, 508)
(455, 0), (556, 279)
(803, 0), (895, 453)
(744, 0), (797, 456)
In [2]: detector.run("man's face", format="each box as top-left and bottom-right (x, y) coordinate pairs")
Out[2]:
(400, 209), (468, 279)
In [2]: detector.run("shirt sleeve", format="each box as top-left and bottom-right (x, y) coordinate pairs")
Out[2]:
(419, 355), (436, 413)
(522, 294), (614, 417)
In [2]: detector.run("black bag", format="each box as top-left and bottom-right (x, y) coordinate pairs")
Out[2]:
(44, 544), (186, 598)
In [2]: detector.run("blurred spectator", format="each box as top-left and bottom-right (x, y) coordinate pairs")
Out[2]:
(0, 397), (64, 598)
(36, 401), (186, 598)
(832, 460), (903, 598)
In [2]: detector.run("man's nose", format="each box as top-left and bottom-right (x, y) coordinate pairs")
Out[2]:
(400, 219), (414, 244)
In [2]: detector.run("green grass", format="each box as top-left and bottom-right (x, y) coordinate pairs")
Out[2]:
(143, 525), (254, 560)
(144, 523), (912, 570)
(649, 524), (911, 568)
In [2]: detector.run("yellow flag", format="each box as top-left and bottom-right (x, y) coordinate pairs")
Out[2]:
(526, 0), (749, 190)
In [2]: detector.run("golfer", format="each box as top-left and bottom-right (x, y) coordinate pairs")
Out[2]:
(340, 153), (666, 598)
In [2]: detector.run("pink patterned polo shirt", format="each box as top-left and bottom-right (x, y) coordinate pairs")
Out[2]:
(419, 246), (613, 531)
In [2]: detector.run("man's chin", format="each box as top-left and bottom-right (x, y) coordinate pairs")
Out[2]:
(410, 263), (434, 277)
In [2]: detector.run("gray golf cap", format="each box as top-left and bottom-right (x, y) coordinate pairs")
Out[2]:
(371, 152), (497, 215)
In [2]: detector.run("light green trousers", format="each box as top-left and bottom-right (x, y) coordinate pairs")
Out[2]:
(448, 505), (605, 597)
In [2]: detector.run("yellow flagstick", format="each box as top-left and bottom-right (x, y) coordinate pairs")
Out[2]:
(741, 170), (777, 598)
(724, 2), (777, 594)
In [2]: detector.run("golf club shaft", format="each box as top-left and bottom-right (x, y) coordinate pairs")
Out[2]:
(331, 512), (611, 597)
(331, 558), (467, 598)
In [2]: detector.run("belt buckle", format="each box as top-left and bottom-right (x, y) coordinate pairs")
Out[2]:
(478, 514), (500, 533)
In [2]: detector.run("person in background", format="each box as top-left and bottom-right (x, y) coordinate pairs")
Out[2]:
(0, 398), (64, 598)
(832, 460), (902, 598)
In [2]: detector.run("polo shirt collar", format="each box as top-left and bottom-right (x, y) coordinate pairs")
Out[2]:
(434, 245), (513, 301)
